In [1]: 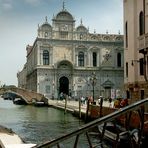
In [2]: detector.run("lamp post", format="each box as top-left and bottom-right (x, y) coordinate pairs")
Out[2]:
(90, 72), (97, 103)
(52, 64), (55, 99)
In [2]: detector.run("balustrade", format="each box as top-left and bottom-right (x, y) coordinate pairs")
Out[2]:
(138, 33), (148, 50)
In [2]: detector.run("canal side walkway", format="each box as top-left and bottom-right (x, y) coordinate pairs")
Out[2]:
(48, 100), (87, 113)
(48, 99), (114, 119)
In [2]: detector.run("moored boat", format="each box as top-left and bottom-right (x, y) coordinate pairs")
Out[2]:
(98, 122), (142, 148)
(0, 125), (36, 148)
(34, 101), (46, 107)
(98, 122), (130, 143)
(13, 98), (27, 105)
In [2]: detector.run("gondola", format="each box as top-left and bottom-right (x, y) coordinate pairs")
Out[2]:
(98, 122), (129, 141)
(0, 125), (36, 148)
(98, 122), (139, 146)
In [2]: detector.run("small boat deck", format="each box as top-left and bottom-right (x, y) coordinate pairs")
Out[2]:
(0, 125), (36, 148)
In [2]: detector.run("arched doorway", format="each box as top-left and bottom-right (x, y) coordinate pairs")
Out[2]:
(59, 76), (69, 95)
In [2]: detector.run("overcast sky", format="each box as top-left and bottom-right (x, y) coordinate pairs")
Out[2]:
(0, 0), (123, 86)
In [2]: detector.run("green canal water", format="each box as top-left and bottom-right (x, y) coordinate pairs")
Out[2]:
(0, 97), (114, 147)
(0, 97), (90, 147)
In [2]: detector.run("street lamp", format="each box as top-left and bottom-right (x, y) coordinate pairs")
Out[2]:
(52, 64), (55, 99)
(89, 72), (97, 103)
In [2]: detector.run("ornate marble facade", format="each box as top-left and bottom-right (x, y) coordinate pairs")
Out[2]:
(17, 5), (124, 100)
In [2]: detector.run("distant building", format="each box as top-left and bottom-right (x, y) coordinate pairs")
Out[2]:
(17, 4), (124, 99)
(17, 63), (27, 88)
(124, 0), (148, 103)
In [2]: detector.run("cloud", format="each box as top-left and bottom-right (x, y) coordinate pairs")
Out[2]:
(3, 3), (12, 10)
(24, 0), (42, 6)
(1, 0), (13, 10)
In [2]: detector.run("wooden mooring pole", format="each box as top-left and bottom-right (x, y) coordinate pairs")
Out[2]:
(79, 98), (81, 118)
(64, 95), (67, 114)
(85, 99), (90, 122)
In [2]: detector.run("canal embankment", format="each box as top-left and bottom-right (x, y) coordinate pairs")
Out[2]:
(48, 99), (115, 121)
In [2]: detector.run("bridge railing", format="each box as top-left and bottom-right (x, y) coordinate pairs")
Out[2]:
(34, 98), (148, 148)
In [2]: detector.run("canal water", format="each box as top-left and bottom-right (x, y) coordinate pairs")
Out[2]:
(0, 97), (90, 147)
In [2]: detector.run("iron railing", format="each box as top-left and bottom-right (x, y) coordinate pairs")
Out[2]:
(34, 98), (148, 148)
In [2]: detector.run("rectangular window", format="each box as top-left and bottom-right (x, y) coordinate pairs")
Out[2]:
(43, 49), (49, 65)
(79, 60), (84, 66)
(139, 58), (144, 75)
(78, 52), (84, 67)
(126, 62), (128, 77)
(126, 90), (130, 99)
(43, 58), (49, 65)
(140, 90), (144, 100)
(147, 57), (148, 76)
(93, 52), (97, 67)
(125, 22), (128, 48)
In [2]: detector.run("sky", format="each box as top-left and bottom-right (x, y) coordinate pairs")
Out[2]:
(0, 0), (123, 86)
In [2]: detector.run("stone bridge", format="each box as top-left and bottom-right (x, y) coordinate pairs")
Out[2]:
(0, 86), (48, 105)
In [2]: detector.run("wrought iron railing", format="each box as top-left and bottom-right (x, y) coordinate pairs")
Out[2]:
(33, 98), (148, 148)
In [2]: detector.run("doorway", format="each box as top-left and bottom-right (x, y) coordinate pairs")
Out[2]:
(59, 76), (69, 95)
(104, 87), (111, 99)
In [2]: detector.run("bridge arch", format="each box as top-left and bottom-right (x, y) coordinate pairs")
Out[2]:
(5, 90), (29, 104)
